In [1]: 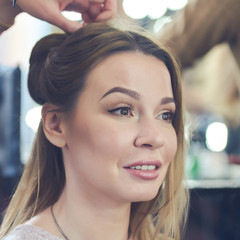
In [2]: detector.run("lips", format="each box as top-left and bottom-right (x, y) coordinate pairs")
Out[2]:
(124, 160), (162, 170)
(129, 165), (157, 170)
(124, 160), (162, 180)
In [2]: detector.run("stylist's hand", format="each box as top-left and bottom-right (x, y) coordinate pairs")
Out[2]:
(16, 0), (117, 32)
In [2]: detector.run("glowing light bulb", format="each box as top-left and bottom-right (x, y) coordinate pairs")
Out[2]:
(123, 0), (169, 20)
(167, 0), (188, 11)
(62, 11), (82, 21)
(206, 122), (228, 152)
(123, 0), (148, 19)
(25, 106), (42, 132)
(148, 0), (167, 19)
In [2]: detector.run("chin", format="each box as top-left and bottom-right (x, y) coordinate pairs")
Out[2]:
(129, 189), (160, 203)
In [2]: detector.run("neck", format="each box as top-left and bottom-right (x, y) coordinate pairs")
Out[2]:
(53, 186), (131, 240)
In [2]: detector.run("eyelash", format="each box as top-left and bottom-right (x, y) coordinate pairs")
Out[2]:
(108, 105), (175, 123)
(108, 105), (134, 117)
(157, 111), (175, 123)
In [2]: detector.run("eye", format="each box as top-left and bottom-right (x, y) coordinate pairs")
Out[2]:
(108, 106), (134, 117)
(157, 111), (175, 123)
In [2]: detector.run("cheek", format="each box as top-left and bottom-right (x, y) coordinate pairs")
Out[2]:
(165, 129), (178, 163)
(88, 123), (135, 158)
(65, 118), (134, 160)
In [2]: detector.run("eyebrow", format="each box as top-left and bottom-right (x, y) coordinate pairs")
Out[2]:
(100, 86), (175, 106)
(160, 97), (175, 105)
(100, 87), (140, 100)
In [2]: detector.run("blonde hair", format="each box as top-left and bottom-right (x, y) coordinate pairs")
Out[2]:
(0, 22), (188, 240)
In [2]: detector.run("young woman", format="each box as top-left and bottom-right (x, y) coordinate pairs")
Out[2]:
(0, 22), (188, 240)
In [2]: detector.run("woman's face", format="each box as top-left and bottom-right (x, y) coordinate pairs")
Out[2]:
(63, 52), (177, 204)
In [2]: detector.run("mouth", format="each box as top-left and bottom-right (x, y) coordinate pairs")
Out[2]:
(126, 165), (159, 171)
(124, 160), (161, 170)
(123, 161), (161, 180)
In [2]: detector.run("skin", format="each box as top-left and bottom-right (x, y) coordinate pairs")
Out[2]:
(30, 51), (177, 240)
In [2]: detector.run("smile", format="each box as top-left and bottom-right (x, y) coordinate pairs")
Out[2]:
(124, 161), (161, 180)
(129, 165), (157, 170)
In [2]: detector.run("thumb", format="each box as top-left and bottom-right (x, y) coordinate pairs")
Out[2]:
(47, 11), (83, 33)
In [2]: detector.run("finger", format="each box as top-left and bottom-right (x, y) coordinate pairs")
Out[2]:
(95, 9), (115, 21)
(81, 11), (92, 22)
(88, 3), (102, 20)
(63, 3), (87, 12)
(81, 3), (102, 22)
(48, 10), (84, 32)
(95, 0), (117, 21)
(89, 0), (105, 3)
(60, 0), (89, 11)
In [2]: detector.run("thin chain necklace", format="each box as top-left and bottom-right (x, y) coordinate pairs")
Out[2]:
(51, 205), (70, 240)
(51, 205), (131, 240)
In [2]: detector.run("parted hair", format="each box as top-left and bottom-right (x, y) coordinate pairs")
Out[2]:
(0, 22), (188, 240)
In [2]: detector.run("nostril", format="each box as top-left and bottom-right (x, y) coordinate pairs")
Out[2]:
(142, 143), (153, 148)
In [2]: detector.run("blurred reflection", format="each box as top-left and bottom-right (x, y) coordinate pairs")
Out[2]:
(0, 65), (21, 178)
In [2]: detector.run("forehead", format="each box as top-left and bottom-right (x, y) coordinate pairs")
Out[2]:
(84, 51), (173, 99)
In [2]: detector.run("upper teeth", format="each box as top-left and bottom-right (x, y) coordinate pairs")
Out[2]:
(130, 165), (156, 170)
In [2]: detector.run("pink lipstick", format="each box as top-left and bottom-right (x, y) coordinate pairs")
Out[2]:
(124, 161), (161, 180)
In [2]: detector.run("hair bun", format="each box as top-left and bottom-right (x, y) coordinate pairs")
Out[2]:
(28, 33), (68, 105)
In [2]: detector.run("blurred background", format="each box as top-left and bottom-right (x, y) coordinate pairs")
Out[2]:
(0, 0), (240, 239)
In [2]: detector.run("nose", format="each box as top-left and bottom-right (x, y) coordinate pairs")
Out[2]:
(134, 118), (164, 150)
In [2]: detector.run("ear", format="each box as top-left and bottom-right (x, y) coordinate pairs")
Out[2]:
(42, 103), (66, 148)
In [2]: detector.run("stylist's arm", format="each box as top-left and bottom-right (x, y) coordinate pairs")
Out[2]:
(0, 0), (117, 34)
